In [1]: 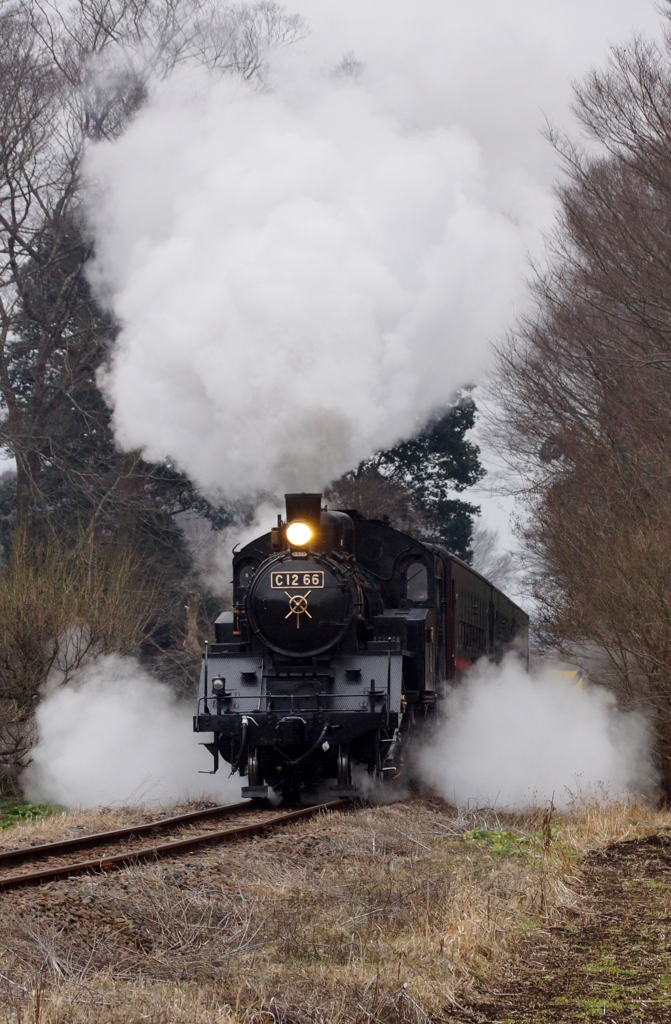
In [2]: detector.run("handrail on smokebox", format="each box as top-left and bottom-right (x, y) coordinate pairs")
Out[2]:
(196, 691), (389, 716)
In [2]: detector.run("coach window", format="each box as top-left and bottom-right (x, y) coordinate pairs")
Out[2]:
(406, 562), (428, 602)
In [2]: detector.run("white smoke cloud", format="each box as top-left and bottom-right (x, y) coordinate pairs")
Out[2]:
(180, 501), (280, 597)
(84, 1), (664, 499)
(24, 655), (241, 808)
(417, 655), (654, 809)
(87, 66), (536, 497)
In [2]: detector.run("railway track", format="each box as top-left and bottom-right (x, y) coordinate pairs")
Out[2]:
(0, 798), (350, 893)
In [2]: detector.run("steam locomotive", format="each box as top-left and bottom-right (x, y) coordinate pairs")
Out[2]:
(193, 493), (528, 801)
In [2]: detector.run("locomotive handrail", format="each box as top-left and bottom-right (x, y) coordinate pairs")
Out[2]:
(196, 692), (388, 716)
(356, 544), (414, 582)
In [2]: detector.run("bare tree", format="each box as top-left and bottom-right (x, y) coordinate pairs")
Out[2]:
(29, 0), (307, 140)
(471, 523), (518, 592)
(0, 531), (160, 792)
(488, 16), (671, 789)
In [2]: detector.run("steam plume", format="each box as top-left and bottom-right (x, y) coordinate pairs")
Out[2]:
(87, 73), (530, 497)
(417, 655), (655, 809)
(84, 1), (664, 500)
(25, 656), (239, 807)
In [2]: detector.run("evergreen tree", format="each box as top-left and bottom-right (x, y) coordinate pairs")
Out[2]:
(330, 397), (485, 561)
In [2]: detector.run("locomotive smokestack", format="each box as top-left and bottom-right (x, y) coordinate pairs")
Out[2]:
(284, 493), (322, 532)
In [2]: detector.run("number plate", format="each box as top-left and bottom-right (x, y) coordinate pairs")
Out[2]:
(271, 570), (324, 589)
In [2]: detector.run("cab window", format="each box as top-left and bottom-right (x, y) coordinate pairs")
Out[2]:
(406, 562), (428, 602)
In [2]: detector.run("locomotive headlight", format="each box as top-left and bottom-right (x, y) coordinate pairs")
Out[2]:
(286, 521), (312, 547)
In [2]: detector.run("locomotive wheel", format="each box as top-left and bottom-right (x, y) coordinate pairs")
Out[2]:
(337, 745), (352, 787)
(247, 747), (260, 786)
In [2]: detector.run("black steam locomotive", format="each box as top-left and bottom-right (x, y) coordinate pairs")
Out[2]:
(194, 493), (528, 801)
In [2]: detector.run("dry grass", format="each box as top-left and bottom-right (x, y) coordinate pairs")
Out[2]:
(0, 795), (668, 1023)
(0, 802), (216, 849)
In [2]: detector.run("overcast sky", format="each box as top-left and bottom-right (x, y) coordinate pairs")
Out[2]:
(282, 0), (665, 174)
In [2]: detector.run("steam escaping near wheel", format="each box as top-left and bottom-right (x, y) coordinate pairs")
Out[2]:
(25, 655), (240, 808)
(416, 655), (655, 809)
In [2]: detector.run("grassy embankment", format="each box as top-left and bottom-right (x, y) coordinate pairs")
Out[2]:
(0, 795), (668, 1023)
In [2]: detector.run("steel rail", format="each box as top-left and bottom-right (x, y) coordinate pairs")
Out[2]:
(0, 799), (349, 892)
(0, 801), (251, 868)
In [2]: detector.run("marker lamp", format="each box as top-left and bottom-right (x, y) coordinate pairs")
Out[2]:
(286, 521), (312, 547)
